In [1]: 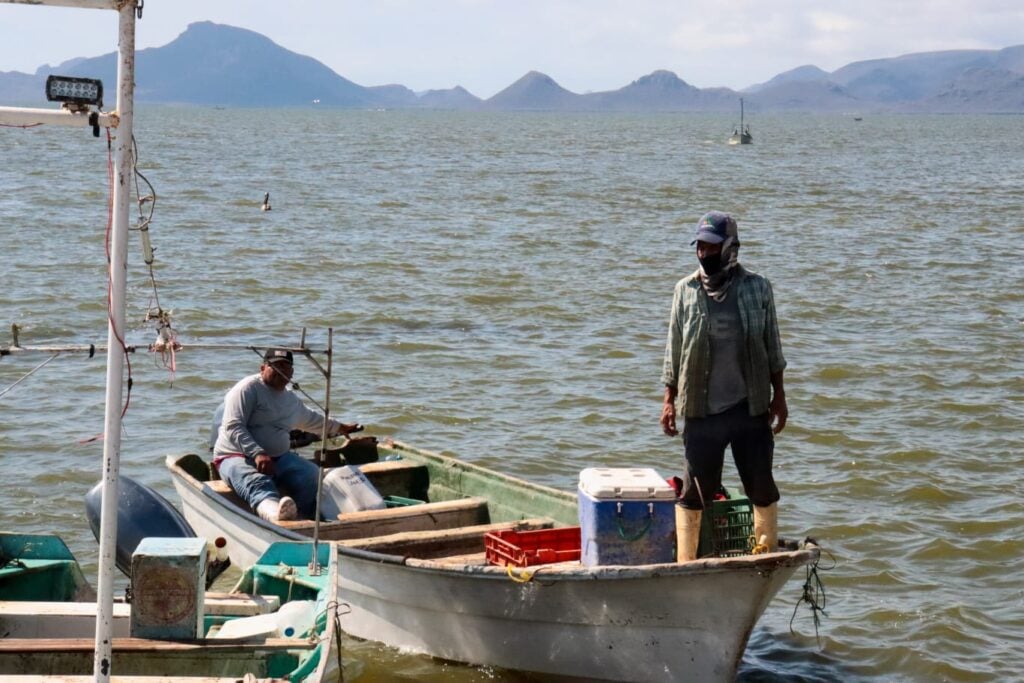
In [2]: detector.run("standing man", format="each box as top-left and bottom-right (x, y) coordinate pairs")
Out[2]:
(660, 211), (788, 560)
(214, 348), (362, 522)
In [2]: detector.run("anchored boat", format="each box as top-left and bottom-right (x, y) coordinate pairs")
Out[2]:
(168, 439), (820, 682)
(729, 97), (754, 145)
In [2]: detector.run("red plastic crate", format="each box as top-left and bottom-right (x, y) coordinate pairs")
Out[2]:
(484, 526), (582, 567)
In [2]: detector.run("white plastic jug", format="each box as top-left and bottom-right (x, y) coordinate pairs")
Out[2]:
(276, 599), (317, 638)
(321, 465), (386, 518)
(212, 611), (279, 639)
(212, 600), (318, 639)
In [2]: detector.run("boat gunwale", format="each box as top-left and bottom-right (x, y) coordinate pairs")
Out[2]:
(167, 449), (820, 580)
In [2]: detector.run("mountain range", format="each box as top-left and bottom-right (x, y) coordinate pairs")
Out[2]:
(2, 22), (1023, 112)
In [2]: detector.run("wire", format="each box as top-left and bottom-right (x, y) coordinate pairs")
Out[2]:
(130, 134), (180, 381)
(0, 353), (60, 399)
(104, 127), (133, 421)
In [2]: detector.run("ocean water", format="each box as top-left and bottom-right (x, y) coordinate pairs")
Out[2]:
(1, 108), (1022, 682)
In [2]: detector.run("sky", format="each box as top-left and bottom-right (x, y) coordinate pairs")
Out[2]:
(1, 1), (1022, 98)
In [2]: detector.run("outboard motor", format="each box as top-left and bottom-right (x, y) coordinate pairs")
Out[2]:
(84, 475), (230, 587)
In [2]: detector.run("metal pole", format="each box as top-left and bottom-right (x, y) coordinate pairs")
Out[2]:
(93, 3), (135, 680)
(310, 328), (334, 574)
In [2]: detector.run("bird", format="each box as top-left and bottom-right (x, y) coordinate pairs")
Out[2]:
(260, 192), (272, 212)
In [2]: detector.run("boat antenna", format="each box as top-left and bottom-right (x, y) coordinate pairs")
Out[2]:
(309, 327), (334, 575)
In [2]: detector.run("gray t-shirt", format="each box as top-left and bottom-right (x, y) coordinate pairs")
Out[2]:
(706, 293), (749, 414)
(213, 374), (341, 459)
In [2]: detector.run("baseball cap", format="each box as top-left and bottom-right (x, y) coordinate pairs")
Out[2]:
(690, 211), (737, 245)
(263, 348), (294, 365)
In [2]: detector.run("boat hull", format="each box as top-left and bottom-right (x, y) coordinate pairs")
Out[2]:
(340, 552), (806, 682)
(168, 449), (817, 682)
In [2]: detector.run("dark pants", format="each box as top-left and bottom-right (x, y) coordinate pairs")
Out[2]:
(679, 401), (780, 509)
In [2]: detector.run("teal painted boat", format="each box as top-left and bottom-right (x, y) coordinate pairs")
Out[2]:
(0, 533), (341, 682)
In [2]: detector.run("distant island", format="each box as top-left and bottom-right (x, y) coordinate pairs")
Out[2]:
(2, 22), (1023, 112)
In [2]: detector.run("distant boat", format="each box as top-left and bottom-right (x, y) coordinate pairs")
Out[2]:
(728, 98), (753, 145)
(853, 116), (863, 121)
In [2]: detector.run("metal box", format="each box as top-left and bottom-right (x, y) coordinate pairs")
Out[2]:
(130, 537), (207, 639)
(577, 467), (676, 566)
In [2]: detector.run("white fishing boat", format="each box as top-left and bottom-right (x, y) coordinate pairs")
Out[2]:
(728, 97), (754, 145)
(168, 439), (821, 682)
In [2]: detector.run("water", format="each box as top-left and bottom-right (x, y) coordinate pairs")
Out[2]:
(2, 109), (1023, 682)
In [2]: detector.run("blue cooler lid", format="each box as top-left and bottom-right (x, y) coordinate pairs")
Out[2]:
(578, 467), (676, 500)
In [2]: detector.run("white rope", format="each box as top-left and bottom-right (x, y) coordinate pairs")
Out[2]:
(0, 353), (60, 399)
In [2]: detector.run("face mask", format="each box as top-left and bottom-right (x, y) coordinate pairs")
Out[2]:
(699, 253), (723, 275)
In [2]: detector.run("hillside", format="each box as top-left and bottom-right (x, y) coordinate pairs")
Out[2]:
(1, 23), (1022, 112)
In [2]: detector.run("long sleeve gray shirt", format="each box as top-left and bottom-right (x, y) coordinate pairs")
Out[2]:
(213, 374), (342, 459)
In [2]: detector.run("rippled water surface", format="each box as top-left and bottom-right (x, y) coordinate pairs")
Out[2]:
(1, 109), (1022, 682)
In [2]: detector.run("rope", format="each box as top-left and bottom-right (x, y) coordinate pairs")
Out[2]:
(751, 534), (769, 554)
(505, 564), (536, 583)
(328, 600), (350, 682)
(616, 511), (653, 541)
(0, 353), (59, 399)
(616, 502), (654, 541)
(789, 538), (835, 647)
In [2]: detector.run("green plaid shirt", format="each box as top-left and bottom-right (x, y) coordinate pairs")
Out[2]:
(661, 268), (786, 418)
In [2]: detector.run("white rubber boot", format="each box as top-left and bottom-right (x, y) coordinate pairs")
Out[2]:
(753, 502), (778, 553)
(675, 505), (702, 562)
(277, 496), (298, 521)
(256, 498), (281, 522)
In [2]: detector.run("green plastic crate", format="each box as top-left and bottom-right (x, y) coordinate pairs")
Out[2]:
(697, 492), (754, 557)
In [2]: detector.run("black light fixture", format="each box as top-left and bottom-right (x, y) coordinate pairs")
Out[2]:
(45, 75), (104, 109)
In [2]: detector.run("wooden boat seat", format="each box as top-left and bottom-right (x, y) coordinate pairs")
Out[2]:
(280, 496), (491, 541)
(338, 517), (555, 558)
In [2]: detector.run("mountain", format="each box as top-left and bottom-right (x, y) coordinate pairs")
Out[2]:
(1, 22), (1022, 112)
(6, 22), (378, 107)
(0, 70), (41, 104)
(746, 80), (860, 111)
(416, 86), (482, 109)
(923, 66), (1024, 112)
(484, 71), (583, 110)
(586, 70), (736, 111)
(756, 46), (1024, 111)
(745, 65), (830, 93)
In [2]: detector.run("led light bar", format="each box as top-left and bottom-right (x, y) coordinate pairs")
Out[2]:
(45, 75), (104, 107)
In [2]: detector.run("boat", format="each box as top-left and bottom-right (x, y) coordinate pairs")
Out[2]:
(728, 97), (754, 145)
(167, 439), (821, 682)
(0, 533), (341, 681)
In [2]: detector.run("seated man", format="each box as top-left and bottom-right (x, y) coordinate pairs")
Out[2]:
(213, 348), (361, 521)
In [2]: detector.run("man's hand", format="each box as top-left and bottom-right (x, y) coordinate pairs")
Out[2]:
(769, 393), (788, 435)
(332, 422), (364, 438)
(254, 453), (275, 476)
(660, 402), (678, 437)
